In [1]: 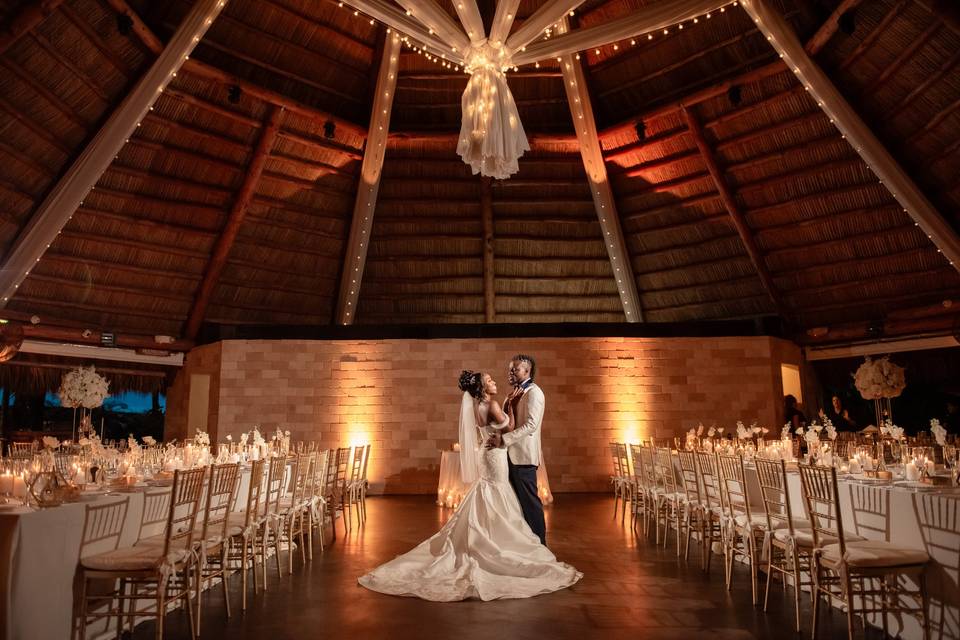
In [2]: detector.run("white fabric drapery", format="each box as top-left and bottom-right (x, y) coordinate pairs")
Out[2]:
(457, 391), (481, 483)
(456, 42), (529, 179)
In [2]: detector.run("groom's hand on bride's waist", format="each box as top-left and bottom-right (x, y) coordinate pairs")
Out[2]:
(485, 433), (502, 449)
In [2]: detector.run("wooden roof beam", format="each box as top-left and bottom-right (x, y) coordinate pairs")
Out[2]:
(559, 21), (642, 322)
(335, 35), (402, 325)
(480, 176), (495, 322)
(0, 0), (66, 55)
(740, 0), (960, 272)
(803, 0), (864, 55)
(0, 0), (229, 309)
(183, 106), (283, 339)
(683, 105), (788, 320)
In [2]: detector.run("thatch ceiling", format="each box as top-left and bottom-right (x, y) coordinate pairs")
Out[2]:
(0, 0), (957, 342)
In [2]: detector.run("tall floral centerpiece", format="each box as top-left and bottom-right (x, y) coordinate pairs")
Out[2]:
(58, 366), (110, 441)
(852, 356), (905, 427)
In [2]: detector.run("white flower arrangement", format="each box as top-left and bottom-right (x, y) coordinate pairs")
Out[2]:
(736, 421), (751, 441)
(804, 427), (820, 447)
(142, 435), (156, 447)
(194, 430), (210, 447)
(58, 366), (110, 409)
(781, 423), (792, 439)
(707, 427), (716, 438)
(239, 432), (248, 447)
(853, 356), (906, 400)
(685, 428), (697, 450)
(930, 418), (947, 446)
(824, 418), (837, 441)
(42, 435), (59, 449)
(251, 427), (265, 448)
(696, 423), (704, 437)
(127, 435), (141, 456)
(879, 418), (904, 441)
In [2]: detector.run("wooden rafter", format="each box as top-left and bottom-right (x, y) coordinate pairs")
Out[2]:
(480, 176), (495, 322)
(335, 35), (402, 325)
(559, 22), (642, 322)
(803, 0), (864, 55)
(183, 106), (283, 339)
(0, 0), (230, 309)
(682, 106), (788, 320)
(0, 0), (66, 55)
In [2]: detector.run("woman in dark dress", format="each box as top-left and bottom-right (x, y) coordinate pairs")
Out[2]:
(827, 395), (857, 431)
(784, 394), (806, 431)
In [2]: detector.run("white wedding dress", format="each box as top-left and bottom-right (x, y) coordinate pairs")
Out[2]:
(358, 400), (582, 601)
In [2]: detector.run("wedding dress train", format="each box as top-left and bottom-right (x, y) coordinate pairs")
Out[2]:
(358, 407), (581, 601)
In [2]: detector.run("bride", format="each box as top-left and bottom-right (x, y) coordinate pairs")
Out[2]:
(358, 370), (582, 601)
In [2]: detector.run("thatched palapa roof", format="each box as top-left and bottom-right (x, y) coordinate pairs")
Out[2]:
(0, 0), (957, 347)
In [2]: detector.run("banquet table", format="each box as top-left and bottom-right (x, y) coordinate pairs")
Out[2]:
(655, 450), (960, 640)
(0, 466), (255, 640)
(436, 450), (554, 507)
(735, 462), (960, 640)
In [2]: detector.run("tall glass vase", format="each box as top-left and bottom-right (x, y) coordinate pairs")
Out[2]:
(874, 397), (892, 427)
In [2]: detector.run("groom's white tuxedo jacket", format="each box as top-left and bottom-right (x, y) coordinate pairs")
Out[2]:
(502, 381), (544, 466)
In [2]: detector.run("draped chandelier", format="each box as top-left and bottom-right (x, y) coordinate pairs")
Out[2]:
(338, 0), (744, 178)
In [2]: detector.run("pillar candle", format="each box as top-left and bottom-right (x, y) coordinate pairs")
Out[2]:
(0, 473), (13, 494)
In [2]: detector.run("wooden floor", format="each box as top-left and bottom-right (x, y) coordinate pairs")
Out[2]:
(136, 494), (879, 639)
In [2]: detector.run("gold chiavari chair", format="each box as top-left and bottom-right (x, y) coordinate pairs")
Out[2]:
(799, 464), (930, 640)
(73, 497), (131, 640)
(324, 448), (341, 542)
(333, 446), (351, 533)
(755, 458), (821, 633)
(9, 441), (38, 458)
(636, 445), (658, 539)
(628, 443), (650, 536)
(653, 447), (684, 555)
(278, 452), (314, 574)
(194, 463), (241, 635)
(77, 468), (205, 640)
(609, 442), (624, 520)
(677, 450), (708, 565)
(226, 458), (265, 610)
(716, 453), (766, 605)
(694, 450), (725, 575)
(308, 449), (331, 553)
(262, 456), (288, 582)
(355, 443), (372, 523)
(344, 446), (366, 530)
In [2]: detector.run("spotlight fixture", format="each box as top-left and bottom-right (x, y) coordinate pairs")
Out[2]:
(323, 120), (336, 139)
(100, 331), (116, 347)
(838, 9), (856, 36)
(727, 84), (742, 107)
(227, 85), (242, 104)
(116, 13), (133, 36)
(634, 120), (646, 141)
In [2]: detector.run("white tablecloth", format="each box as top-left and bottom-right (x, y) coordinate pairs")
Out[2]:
(780, 472), (960, 640)
(0, 467), (255, 640)
(436, 450), (554, 507)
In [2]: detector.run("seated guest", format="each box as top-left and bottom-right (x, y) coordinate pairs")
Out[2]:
(827, 395), (857, 431)
(784, 394), (805, 431)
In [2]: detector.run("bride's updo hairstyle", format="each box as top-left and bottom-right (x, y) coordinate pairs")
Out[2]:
(458, 370), (484, 399)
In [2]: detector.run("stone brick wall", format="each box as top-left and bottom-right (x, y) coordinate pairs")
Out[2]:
(165, 336), (802, 494)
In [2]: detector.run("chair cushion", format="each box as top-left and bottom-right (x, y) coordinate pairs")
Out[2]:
(734, 514), (810, 531)
(819, 540), (930, 568)
(81, 541), (190, 571)
(773, 527), (863, 548)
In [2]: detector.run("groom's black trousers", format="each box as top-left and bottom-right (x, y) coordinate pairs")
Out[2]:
(508, 458), (546, 545)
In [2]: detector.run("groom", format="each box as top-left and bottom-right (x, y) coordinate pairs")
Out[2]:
(487, 355), (546, 545)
